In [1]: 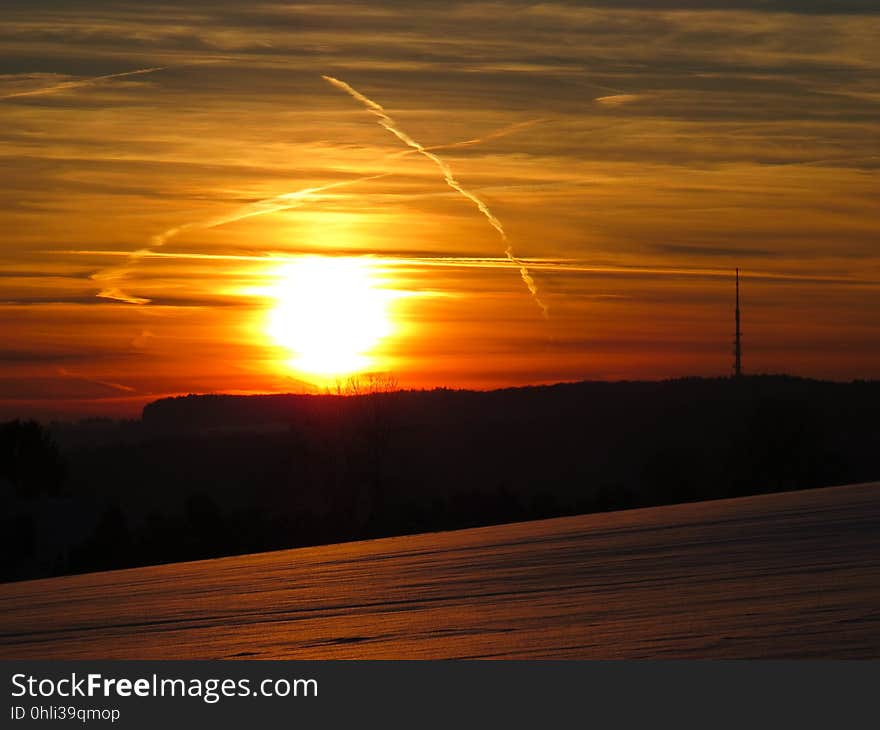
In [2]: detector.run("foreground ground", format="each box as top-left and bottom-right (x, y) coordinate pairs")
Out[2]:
(1, 483), (878, 659)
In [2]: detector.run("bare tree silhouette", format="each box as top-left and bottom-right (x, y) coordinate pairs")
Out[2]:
(331, 371), (400, 396)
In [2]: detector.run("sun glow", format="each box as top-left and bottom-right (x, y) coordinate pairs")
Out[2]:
(266, 256), (396, 379)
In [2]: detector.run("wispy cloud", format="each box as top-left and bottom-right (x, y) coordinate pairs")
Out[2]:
(61, 249), (880, 288)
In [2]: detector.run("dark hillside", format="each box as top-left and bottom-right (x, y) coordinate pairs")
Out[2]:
(3, 376), (879, 582)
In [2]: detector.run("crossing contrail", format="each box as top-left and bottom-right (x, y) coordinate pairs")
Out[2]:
(147, 118), (542, 250)
(92, 105), (542, 305)
(0, 66), (165, 100)
(322, 75), (548, 317)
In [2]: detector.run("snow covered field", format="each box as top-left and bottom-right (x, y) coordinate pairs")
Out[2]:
(2, 483), (878, 659)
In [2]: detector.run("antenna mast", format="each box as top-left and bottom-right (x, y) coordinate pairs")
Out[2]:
(734, 268), (742, 377)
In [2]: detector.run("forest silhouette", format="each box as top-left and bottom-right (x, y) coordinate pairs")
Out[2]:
(2, 375), (879, 583)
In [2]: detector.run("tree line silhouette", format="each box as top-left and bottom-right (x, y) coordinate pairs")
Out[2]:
(2, 375), (879, 582)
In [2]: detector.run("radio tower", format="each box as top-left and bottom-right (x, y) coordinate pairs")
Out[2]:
(734, 268), (742, 377)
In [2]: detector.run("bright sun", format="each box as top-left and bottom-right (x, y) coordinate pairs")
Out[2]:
(266, 256), (395, 379)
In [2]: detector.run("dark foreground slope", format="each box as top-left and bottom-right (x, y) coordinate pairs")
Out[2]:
(2, 482), (878, 659)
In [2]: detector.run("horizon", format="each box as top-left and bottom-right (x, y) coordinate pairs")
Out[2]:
(2, 1), (879, 421)
(9, 371), (880, 424)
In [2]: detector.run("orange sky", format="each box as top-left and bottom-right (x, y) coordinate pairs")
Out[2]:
(1, 1), (879, 419)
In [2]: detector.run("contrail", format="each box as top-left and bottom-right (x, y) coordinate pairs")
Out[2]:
(92, 173), (387, 303)
(149, 173), (390, 247)
(0, 66), (165, 100)
(57, 367), (136, 393)
(426, 118), (546, 153)
(322, 75), (548, 317)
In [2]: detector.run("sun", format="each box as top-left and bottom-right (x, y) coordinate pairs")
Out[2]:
(266, 256), (395, 380)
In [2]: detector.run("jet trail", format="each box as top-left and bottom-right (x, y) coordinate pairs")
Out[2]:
(322, 75), (548, 317)
(92, 173), (387, 303)
(0, 67), (165, 100)
(149, 173), (390, 248)
(57, 368), (136, 393)
(427, 118), (545, 153)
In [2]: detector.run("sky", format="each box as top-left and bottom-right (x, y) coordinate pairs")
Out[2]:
(1, 0), (879, 419)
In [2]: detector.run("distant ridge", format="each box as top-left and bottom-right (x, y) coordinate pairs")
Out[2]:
(141, 374), (877, 433)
